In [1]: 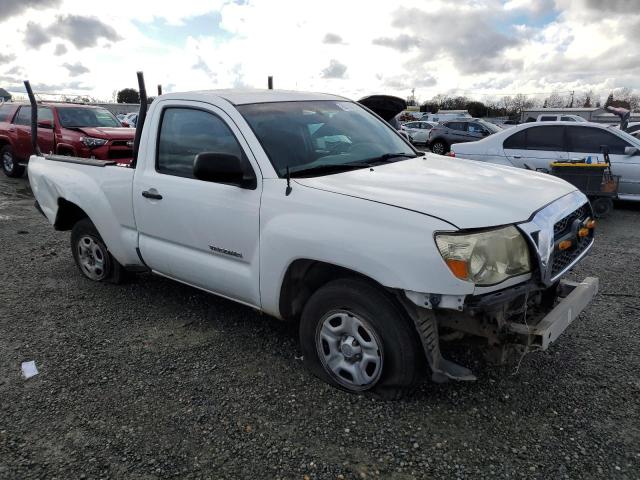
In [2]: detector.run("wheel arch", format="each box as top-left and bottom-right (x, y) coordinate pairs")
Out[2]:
(54, 198), (89, 231)
(278, 259), (401, 322)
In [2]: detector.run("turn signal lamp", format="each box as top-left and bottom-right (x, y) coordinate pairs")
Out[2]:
(586, 219), (596, 229)
(445, 259), (469, 280)
(559, 240), (573, 251)
(578, 227), (589, 238)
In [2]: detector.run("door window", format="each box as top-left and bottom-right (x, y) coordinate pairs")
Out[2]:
(420, 122), (433, 130)
(14, 107), (53, 126)
(525, 126), (566, 151)
(157, 108), (245, 179)
(467, 122), (486, 134)
(566, 126), (631, 155)
(445, 122), (466, 131)
(503, 130), (527, 149)
(0, 104), (17, 122)
(561, 116), (577, 121)
(539, 116), (557, 122)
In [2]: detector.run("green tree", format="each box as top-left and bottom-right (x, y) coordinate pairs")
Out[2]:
(117, 88), (140, 104)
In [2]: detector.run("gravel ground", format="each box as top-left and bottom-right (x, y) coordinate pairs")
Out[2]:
(1, 173), (639, 480)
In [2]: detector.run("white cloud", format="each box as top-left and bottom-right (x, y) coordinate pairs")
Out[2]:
(0, 0), (638, 104)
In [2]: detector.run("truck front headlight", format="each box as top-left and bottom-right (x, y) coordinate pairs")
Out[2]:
(435, 226), (531, 286)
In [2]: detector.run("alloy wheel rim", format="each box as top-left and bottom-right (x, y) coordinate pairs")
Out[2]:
(316, 310), (383, 390)
(432, 143), (444, 154)
(77, 235), (107, 280)
(3, 152), (13, 171)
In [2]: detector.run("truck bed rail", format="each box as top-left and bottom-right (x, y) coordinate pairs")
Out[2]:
(43, 154), (117, 167)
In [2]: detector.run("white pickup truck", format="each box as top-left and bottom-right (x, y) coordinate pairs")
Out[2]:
(29, 89), (598, 398)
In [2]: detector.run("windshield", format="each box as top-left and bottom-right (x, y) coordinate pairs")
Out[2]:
(477, 119), (502, 134)
(608, 125), (640, 145)
(237, 100), (416, 177)
(58, 107), (121, 128)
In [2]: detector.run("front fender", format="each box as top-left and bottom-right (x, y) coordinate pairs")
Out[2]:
(259, 180), (474, 318)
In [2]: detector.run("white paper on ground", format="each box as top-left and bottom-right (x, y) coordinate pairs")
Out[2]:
(21, 361), (38, 379)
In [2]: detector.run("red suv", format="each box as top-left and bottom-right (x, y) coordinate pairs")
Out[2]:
(0, 102), (135, 177)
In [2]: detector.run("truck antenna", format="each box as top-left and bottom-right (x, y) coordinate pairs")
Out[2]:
(131, 71), (148, 168)
(268, 76), (274, 90)
(285, 165), (292, 196)
(23, 80), (42, 157)
(157, 84), (162, 96)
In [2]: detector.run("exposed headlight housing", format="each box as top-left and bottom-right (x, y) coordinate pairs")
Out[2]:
(435, 226), (531, 286)
(80, 137), (108, 148)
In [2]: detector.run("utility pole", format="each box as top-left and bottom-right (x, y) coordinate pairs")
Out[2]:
(569, 90), (575, 108)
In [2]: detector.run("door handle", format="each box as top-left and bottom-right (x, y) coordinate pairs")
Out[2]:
(142, 189), (163, 200)
(512, 155), (522, 159)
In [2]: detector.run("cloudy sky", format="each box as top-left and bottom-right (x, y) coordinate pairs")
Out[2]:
(1, 0), (638, 103)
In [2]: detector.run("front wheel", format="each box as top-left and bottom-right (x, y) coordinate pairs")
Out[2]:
(430, 140), (448, 155)
(1, 145), (25, 178)
(300, 278), (422, 399)
(71, 218), (126, 283)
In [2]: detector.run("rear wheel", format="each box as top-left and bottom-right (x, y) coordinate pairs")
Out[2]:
(430, 140), (448, 155)
(71, 218), (126, 283)
(591, 197), (614, 218)
(300, 278), (422, 399)
(1, 145), (25, 178)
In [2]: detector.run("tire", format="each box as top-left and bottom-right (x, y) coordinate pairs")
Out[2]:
(591, 197), (614, 218)
(300, 278), (423, 399)
(70, 218), (126, 284)
(430, 140), (448, 155)
(1, 145), (25, 178)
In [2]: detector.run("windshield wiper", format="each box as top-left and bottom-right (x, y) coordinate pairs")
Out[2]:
(360, 152), (417, 164)
(288, 162), (372, 178)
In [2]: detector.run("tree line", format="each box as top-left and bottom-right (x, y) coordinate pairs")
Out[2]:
(410, 88), (640, 119)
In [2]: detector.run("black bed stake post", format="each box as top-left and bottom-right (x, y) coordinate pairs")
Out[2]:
(157, 84), (162, 96)
(23, 80), (42, 157)
(132, 71), (148, 168)
(268, 76), (273, 90)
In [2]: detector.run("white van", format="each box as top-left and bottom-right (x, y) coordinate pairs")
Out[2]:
(537, 114), (586, 122)
(421, 110), (471, 122)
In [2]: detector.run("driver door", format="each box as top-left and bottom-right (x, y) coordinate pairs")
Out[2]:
(133, 101), (262, 307)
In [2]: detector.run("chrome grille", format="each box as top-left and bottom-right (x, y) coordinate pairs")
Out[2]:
(550, 203), (592, 278)
(553, 204), (589, 237)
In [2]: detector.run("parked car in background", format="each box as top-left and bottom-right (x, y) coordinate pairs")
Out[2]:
(451, 122), (640, 201)
(623, 122), (640, 135)
(401, 120), (437, 145)
(124, 112), (139, 128)
(28, 88), (598, 397)
(428, 119), (501, 154)
(0, 102), (135, 177)
(537, 114), (587, 122)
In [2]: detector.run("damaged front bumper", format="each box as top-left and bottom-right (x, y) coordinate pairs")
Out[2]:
(402, 276), (599, 382)
(508, 277), (598, 350)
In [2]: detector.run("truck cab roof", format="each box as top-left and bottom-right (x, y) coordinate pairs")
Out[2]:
(158, 89), (349, 106)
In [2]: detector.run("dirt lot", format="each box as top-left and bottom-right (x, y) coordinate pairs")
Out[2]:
(0, 173), (639, 479)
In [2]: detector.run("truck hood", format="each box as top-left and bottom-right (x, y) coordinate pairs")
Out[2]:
(294, 154), (577, 229)
(74, 127), (135, 140)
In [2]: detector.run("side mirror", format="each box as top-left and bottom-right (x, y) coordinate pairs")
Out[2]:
(193, 152), (256, 189)
(37, 119), (53, 129)
(625, 146), (639, 156)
